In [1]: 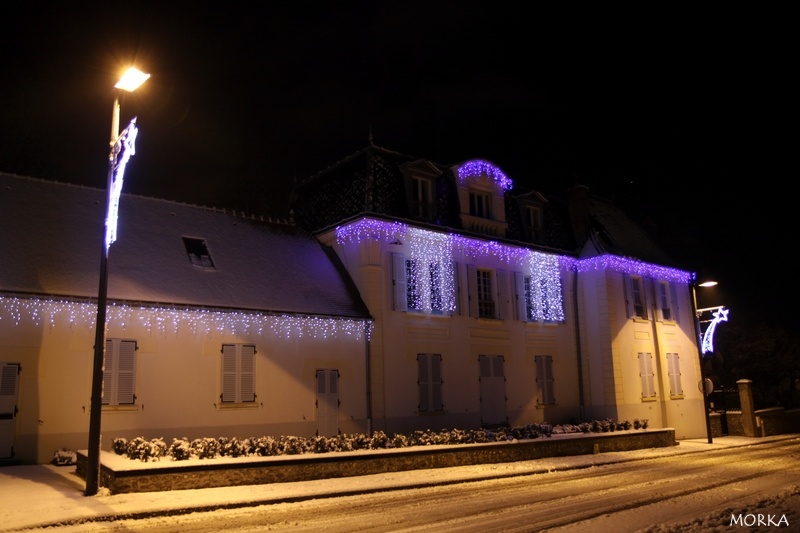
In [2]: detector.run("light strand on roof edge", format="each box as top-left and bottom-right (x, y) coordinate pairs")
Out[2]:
(0, 297), (372, 340)
(335, 218), (692, 284)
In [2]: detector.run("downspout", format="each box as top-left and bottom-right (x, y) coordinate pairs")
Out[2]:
(364, 321), (373, 435)
(572, 269), (585, 419)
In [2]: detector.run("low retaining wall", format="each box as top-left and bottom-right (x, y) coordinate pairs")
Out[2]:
(77, 429), (675, 494)
(757, 408), (800, 437)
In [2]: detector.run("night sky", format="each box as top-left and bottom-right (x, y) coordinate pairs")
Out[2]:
(1, 3), (793, 327)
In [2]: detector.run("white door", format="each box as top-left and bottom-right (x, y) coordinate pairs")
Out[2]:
(479, 355), (506, 426)
(316, 369), (339, 436)
(0, 363), (20, 458)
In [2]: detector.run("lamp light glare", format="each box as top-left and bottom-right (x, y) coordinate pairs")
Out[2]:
(115, 68), (151, 92)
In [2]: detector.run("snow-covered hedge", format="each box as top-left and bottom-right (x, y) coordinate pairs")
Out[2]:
(111, 418), (649, 463)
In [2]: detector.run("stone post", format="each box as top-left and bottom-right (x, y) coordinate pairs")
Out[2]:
(737, 379), (759, 437)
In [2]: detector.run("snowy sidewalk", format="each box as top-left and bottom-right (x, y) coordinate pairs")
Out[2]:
(0, 435), (790, 532)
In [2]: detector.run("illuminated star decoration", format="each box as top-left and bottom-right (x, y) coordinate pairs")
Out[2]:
(106, 118), (138, 252)
(701, 307), (729, 354)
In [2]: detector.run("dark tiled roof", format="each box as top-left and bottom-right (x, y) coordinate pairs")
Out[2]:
(0, 173), (370, 319)
(586, 196), (680, 267)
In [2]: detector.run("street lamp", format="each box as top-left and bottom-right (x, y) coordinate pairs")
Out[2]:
(691, 278), (718, 445)
(85, 67), (150, 496)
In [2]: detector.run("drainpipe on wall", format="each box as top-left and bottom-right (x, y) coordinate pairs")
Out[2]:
(572, 270), (585, 419)
(364, 321), (373, 435)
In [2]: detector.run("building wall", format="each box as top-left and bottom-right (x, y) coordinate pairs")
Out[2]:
(323, 219), (706, 441)
(0, 299), (368, 464)
(577, 269), (707, 439)
(323, 226), (582, 436)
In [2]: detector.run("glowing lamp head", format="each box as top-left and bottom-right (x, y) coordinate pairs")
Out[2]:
(698, 281), (718, 287)
(115, 67), (150, 92)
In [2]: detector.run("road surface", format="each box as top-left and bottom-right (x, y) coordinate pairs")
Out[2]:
(44, 439), (800, 532)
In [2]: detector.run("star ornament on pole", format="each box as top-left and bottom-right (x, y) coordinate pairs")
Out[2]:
(701, 307), (729, 355)
(105, 118), (138, 251)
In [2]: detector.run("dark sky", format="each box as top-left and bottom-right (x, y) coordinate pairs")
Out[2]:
(1, 2), (793, 327)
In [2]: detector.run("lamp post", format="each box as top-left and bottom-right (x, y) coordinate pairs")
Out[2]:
(691, 279), (718, 445)
(85, 67), (150, 496)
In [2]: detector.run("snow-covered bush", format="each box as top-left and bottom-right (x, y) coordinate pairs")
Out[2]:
(110, 418), (650, 462)
(168, 438), (192, 460)
(251, 435), (279, 456)
(52, 448), (77, 466)
(368, 430), (389, 449)
(124, 436), (166, 462)
(112, 438), (128, 455)
(219, 436), (248, 458)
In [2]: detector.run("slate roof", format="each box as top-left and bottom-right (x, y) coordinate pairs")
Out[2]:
(291, 143), (681, 270)
(584, 195), (680, 268)
(291, 144), (578, 253)
(0, 173), (371, 319)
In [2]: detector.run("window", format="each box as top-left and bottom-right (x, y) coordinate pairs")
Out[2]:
(624, 274), (648, 319)
(467, 266), (509, 319)
(183, 236), (215, 268)
(535, 355), (555, 405)
(103, 339), (136, 406)
(476, 269), (495, 318)
(524, 205), (542, 242)
(666, 353), (683, 397)
(221, 344), (256, 403)
(513, 271), (565, 323)
(406, 259), (446, 312)
(410, 176), (434, 220)
(469, 190), (492, 219)
(638, 352), (656, 399)
(392, 253), (457, 313)
(417, 354), (443, 412)
(656, 281), (675, 322)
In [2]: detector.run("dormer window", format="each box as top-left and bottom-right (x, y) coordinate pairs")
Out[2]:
(183, 236), (215, 269)
(454, 160), (511, 237)
(524, 205), (542, 242)
(400, 161), (443, 222)
(469, 190), (493, 219)
(410, 175), (434, 220)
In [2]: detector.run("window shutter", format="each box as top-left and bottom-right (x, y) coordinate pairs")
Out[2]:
(392, 253), (408, 311)
(221, 345), (237, 402)
(479, 355), (491, 378)
(637, 278), (648, 319)
(638, 352), (656, 398)
(466, 264), (479, 317)
(667, 353), (683, 396)
(116, 340), (136, 405)
(0, 364), (20, 419)
(317, 370), (326, 394)
(431, 354), (443, 411)
(329, 369), (338, 394)
(493, 356), (504, 378)
(102, 339), (114, 406)
(418, 355), (429, 412)
(623, 274), (635, 318)
(535, 355), (554, 404)
(656, 282), (672, 322)
(496, 269), (509, 320)
(240, 345), (255, 402)
(513, 271), (527, 321)
(451, 262), (461, 316)
(670, 283), (681, 324)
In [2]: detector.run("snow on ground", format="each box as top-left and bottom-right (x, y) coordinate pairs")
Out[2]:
(1, 435), (798, 532)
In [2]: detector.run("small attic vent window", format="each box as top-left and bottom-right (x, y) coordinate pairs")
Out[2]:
(182, 237), (215, 268)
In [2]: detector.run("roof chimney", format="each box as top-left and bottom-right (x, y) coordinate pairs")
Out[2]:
(568, 184), (591, 246)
